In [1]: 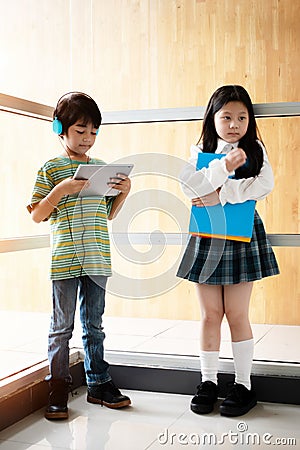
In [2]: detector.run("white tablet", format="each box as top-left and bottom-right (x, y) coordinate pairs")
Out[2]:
(73, 163), (134, 197)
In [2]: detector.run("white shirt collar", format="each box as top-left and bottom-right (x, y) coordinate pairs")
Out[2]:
(215, 139), (239, 154)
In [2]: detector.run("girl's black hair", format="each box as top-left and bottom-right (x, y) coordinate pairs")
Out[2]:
(198, 85), (264, 178)
(53, 92), (102, 135)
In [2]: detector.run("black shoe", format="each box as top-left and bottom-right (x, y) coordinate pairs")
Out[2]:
(45, 379), (70, 420)
(220, 383), (257, 417)
(190, 381), (219, 414)
(87, 380), (131, 409)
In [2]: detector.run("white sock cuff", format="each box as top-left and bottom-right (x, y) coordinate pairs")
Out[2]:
(200, 350), (219, 385)
(232, 339), (254, 390)
(232, 338), (254, 349)
(200, 350), (220, 357)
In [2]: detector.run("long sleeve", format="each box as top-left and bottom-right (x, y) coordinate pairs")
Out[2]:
(179, 145), (232, 199)
(219, 144), (274, 204)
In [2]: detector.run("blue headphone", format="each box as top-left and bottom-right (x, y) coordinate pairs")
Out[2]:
(52, 118), (99, 135)
(52, 92), (100, 136)
(52, 117), (63, 135)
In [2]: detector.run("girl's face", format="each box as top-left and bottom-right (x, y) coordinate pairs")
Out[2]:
(62, 120), (98, 159)
(214, 101), (249, 144)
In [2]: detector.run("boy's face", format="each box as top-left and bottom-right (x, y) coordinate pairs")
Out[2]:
(62, 120), (98, 158)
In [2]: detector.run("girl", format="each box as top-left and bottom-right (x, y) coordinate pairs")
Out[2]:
(27, 92), (131, 420)
(177, 85), (279, 417)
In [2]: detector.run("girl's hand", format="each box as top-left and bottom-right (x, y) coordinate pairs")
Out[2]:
(58, 177), (90, 196)
(108, 174), (131, 195)
(192, 189), (221, 207)
(225, 147), (247, 172)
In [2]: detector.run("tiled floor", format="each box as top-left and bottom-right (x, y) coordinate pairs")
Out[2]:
(1, 311), (300, 381)
(1, 311), (300, 449)
(0, 386), (300, 449)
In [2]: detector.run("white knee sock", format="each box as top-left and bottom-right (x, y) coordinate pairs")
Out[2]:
(232, 338), (254, 390)
(200, 350), (219, 385)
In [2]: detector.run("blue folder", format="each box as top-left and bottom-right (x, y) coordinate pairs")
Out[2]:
(188, 153), (255, 242)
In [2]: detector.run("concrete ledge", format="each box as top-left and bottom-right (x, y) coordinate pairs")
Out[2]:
(110, 364), (300, 405)
(0, 352), (84, 432)
(1, 351), (299, 432)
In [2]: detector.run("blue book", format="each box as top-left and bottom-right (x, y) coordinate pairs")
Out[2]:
(188, 153), (255, 242)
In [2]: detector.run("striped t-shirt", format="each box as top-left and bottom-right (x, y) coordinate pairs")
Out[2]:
(28, 156), (113, 280)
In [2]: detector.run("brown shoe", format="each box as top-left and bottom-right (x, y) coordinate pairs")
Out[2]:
(87, 380), (131, 409)
(45, 379), (70, 420)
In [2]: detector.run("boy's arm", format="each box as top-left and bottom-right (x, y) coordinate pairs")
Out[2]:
(28, 183), (66, 223)
(28, 178), (90, 223)
(107, 175), (131, 220)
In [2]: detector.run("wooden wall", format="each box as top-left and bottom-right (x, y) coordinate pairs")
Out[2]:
(0, 0), (299, 324)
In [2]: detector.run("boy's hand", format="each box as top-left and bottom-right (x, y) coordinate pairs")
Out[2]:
(225, 147), (247, 172)
(107, 174), (131, 220)
(58, 177), (90, 195)
(108, 173), (131, 195)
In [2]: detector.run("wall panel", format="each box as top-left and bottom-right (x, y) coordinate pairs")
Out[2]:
(0, 0), (299, 324)
(90, 0), (300, 109)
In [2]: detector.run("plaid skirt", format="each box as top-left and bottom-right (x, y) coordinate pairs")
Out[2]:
(176, 211), (280, 285)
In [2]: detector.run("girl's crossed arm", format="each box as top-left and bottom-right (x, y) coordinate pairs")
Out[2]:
(219, 145), (274, 205)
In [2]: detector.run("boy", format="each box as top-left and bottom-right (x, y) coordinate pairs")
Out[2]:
(27, 92), (131, 420)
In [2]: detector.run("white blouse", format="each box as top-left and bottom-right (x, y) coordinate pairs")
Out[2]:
(180, 139), (274, 205)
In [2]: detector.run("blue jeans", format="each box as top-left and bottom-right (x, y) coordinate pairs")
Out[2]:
(48, 275), (111, 386)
